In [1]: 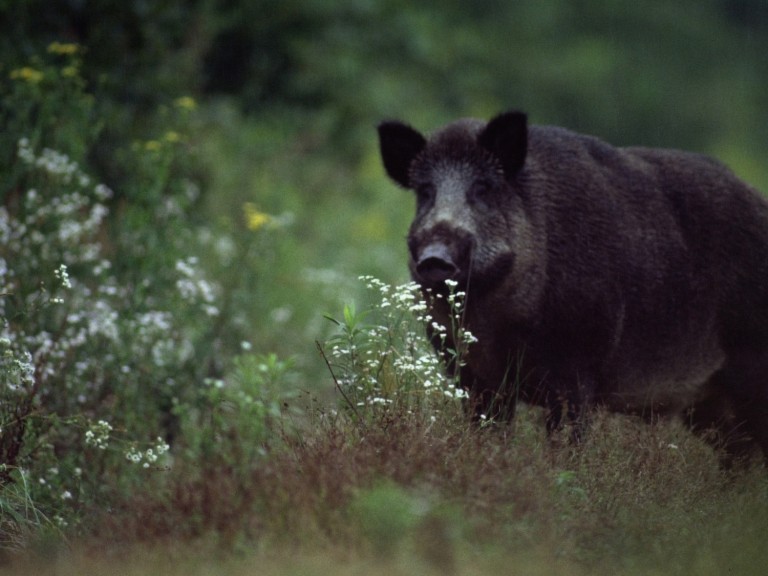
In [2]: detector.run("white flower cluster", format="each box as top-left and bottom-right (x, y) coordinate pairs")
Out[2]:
(359, 276), (428, 318)
(175, 256), (219, 317)
(55, 263), (72, 290)
(17, 138), (93, 188)
(0, 140), (111, 316)
(327, 276), (473, 413)
(125, 437), (170, 468)
(0, 337), (35, 393)
(14, 139), (112, 257)
(423, 280), (478, 353)
(1, 138), (221, 458)
(84, 419), (113, 450)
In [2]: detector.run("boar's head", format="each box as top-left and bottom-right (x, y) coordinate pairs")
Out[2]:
(378, 111), (539, 297)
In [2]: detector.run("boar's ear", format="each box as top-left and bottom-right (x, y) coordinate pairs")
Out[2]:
(478, 111), (528, 177)
(377, 121), (427, 188)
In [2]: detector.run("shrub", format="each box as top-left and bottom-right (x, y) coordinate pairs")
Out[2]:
(0, 44), (224, 550)
(320, 276), (470, 423)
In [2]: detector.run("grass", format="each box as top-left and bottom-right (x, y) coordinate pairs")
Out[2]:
(4, 404), (766, 576)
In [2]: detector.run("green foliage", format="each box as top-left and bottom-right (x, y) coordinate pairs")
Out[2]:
(348, 482), (424, 556)
(0, 41), (296, 552)
(0, 467), (60, 553)
(176, 351), (300, 466)
(0, 43), (96, 193)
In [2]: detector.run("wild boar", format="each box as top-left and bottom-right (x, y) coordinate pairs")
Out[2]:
(377, 110), (768, 464)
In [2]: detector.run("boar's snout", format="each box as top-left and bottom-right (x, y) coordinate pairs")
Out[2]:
(414, 243), (460, 288)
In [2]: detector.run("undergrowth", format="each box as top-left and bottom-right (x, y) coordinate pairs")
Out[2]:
(40, 277), (767, 576)
(68, 403), (768, 575)
(0, 42), (297, 558)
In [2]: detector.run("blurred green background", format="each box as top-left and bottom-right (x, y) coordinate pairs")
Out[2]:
(3, 0), (768, 385)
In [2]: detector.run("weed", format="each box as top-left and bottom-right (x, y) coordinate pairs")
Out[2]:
(320, 276), (468, 423)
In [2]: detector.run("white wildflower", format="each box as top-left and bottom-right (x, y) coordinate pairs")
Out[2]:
(84, 420), (112, 450)
(55, 263), (72, 289)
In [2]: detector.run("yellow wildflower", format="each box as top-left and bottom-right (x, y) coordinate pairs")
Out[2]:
(62, 65), (79, 78)
(144, 140), (162, 152)
(10, 67), (44, 84)
(164, 131), (181, 143)
(174, 96), (197, 111)
(47, 42), (79, 55)
(243, 203), (272, 231)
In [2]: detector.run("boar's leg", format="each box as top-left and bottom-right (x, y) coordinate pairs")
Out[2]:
(544, 371), (597, 444)
(731, 398), (768, 467)
(691, 354), (768, 467)
(424, 326), (512, 421)
(463, 365), (519, 422)
(720, 352), (768, 466)
(685, 387), (754, 468)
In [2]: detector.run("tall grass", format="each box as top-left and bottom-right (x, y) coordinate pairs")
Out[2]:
(11, 401), (764, 575)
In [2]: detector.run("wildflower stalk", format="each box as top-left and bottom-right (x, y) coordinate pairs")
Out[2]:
(316, 340), (362, 424)
(322, 276), (470, 422)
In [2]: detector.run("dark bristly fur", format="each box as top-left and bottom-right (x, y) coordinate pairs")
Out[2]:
(378, 110), (768, 465)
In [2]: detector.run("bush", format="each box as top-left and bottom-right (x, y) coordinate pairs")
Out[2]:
(0, 42), (300, 552)
(320, 276), (470, 423)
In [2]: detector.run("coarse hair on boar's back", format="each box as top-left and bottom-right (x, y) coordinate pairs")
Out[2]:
(378, 110), (768, 467)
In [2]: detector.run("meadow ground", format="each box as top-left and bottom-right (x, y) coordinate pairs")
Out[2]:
(3, 405), (767, 576)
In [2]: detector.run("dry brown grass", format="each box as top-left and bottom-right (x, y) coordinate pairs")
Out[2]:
(41, 403), (764, 576)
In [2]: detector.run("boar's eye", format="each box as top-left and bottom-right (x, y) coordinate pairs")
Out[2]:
(415, 183), (435, 204)
(468, 179), (494, 205)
